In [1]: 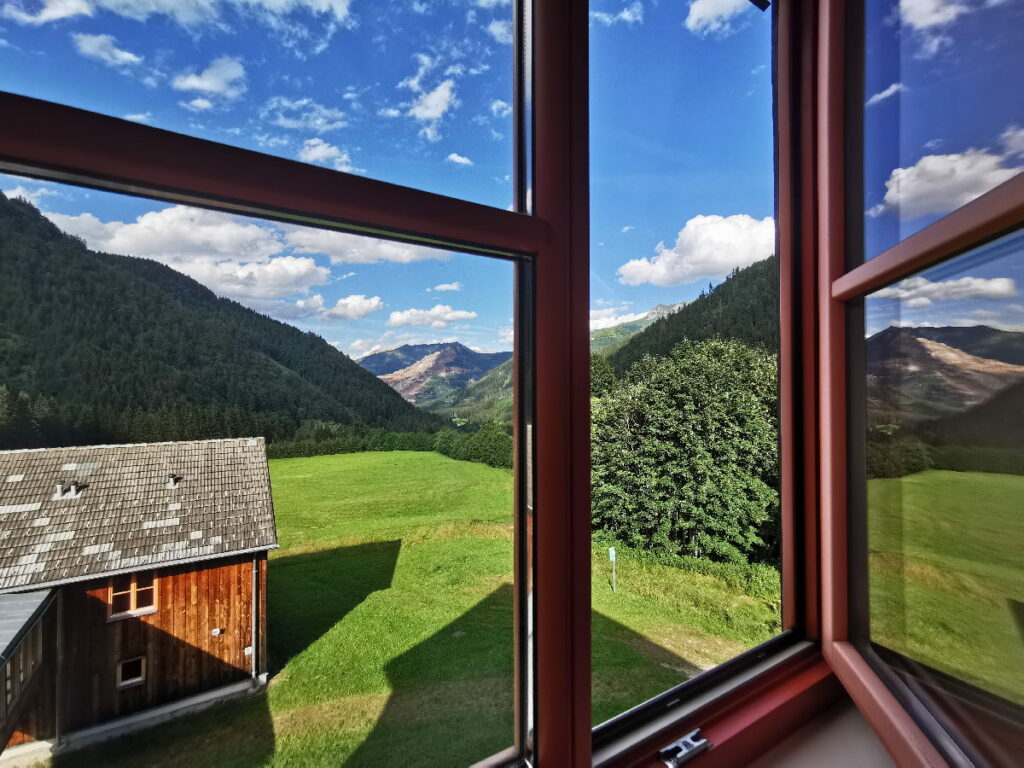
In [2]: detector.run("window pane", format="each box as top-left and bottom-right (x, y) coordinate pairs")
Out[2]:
(119, 658), (143, 683)
(0, 175), (521, 764)
(589, 0), (781, 725)
(111, 574), (132, 593)
(0, 1), (515, 208)
(863, 228), (1024, 764)
(861, 0), (1024, 261)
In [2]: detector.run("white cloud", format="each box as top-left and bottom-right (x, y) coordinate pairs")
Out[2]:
(487, 19), (513, 43)
(182, 255), (330, 299)
(172, 56), (246, 99)
(377, 107), (401, 118)
(874, 275), (1018, 307)
(261, 96), (346, 131)
(446, 152), (473, 166)
(590, 305), (647, 330)
(868, 149), (1021, 220)
(297, 138), (364, 173)
(617, 214), (775, 286)
(123, 112), (151, 123)
(430, 282), (462, 292)
(408, 79), (457, 141)
(3, 0), (352, 28)
(253, 133), (290, 148)
(1002, 126), (1024, 158)
(2, 183), (58, 205)
(498, 326), (514, 346)
(284, 228), (448, 264)
(866, 82), (903, 107)
(591, 1), (643, 26)
(323, 294), (384, 319)
(399, 53), (436, 92)
(181, 97), (214, 112)
(71, 32), (141, 68)
(489, 99), (512, 118)
(388, 304), (478, 328)
(899, 0), (969, 29)
(684, 0), (751, 36)
(621, 225), (634, 233)
(475, 0), (510, 6)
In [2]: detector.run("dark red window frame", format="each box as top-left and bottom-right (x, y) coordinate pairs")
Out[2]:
(14, 0), (1017, 764)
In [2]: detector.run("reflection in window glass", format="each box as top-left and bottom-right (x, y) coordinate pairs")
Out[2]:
(588, 1), (780, 725)
(862, 0), (1024, 260)
(0, 175), (517, 765)
(864, 229), (1024, 765)
(0, 1), (514, 208)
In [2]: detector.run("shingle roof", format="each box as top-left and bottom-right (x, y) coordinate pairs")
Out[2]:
(0, 438), (278, 593)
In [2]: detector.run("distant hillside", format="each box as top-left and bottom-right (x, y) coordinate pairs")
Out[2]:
(866, 327), (1024, 425)
(609, 255), (779, 373)
(907, 326), (1024, 366)
(422, 357), (514, 425)
(920, 377), (1024, 448)
(0, 192), (439, 449)
(359, 342), (508, 376)
(589, 302), (686, 355)
(371, 342), (512, 405)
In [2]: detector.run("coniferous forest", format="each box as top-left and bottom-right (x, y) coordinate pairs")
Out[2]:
(0, 192), (440, 449)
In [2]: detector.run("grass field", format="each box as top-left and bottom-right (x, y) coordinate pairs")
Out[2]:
(49, 451), (780, 766)
(869, 470), (1024, 705)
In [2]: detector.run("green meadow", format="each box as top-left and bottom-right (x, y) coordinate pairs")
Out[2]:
(868, 469), (1024, 705)
(50, 451), (780, 767)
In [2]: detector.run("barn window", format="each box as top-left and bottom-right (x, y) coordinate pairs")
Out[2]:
(108, 571), (158, 619)
(116, 657), (146, 689)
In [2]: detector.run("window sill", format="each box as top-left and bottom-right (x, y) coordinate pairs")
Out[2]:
(107, 607), (157, 623)
(593, 640), (836, 767)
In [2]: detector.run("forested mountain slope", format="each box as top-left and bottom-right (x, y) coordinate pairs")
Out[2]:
(609, 255), (779, 373)
(0, 192), (438, 449)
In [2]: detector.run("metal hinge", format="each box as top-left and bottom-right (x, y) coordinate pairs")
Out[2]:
(657, 729), (711, 768)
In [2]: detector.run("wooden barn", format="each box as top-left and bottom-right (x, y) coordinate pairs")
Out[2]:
(0, 437), (278, 757)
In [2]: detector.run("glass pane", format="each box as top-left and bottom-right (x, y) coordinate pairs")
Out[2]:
(111, 574), (132, 593)
(111, 592), (132, 614)
(864, 228), (1024, 764)
(119, 658), (143, 682)
(0, 1), (515, 208)
(862, 0), (1024, 261)
(0, 174), (520, 764)
(589, 0), (781, 726)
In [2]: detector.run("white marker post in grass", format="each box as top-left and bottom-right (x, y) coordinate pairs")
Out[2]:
(609, 546), (616, 593)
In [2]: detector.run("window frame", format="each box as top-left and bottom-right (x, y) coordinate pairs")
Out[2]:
(116, 656), (147, 690)
(0, 1), (863, 765)
(107, 571), (159, 621)
(817, 0), (1024, 765)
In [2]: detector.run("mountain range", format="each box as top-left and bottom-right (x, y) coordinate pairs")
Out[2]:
(0, 192), (438, 449)
(359, 343), (512, 405)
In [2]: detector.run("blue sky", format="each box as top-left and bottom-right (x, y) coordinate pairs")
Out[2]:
(0, 0), (1021, 355)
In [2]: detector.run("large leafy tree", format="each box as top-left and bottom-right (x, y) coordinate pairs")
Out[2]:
(591, 339), (779, 564)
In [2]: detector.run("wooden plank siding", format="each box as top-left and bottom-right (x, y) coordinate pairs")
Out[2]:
(2, 602), (58, 748)
(60, 555), (258, 733)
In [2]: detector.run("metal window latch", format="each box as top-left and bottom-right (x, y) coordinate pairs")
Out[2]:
(658, 729), (711, 768)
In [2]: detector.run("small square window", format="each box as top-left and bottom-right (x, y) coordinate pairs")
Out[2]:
(117, 657), (145, 689)
(108, 571), (158, 619)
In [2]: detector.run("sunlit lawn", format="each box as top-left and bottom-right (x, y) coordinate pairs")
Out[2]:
(50, 451), (781, 766)
(869, 469), (1024, 705)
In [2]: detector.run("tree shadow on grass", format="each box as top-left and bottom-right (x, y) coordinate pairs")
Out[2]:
(267, 540), (402, 673)
(344, 585), (700, 766)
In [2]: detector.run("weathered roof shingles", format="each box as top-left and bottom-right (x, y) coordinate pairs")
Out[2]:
(0, 438), (278, 593)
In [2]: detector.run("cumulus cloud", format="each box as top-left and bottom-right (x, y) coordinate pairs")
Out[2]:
(284, 228), (448, 264)
(123, 112), (151, 123)
(445, 152), (473, 166)
(487, 19), (513, 43)
(377, 107), (401, 118)
(617, 214), (775, 286)
(429, 282), (462, 292)
(323, 294), (384, 319)
(42, 204), (333, 300)
(1002, 126), (1024, 158)
(490, 99), (512, 118)
(297, 138), (364, 173)
(498, 326), (514, 346)
(71, 32), (141, 68)
(2, 181), (59, 205)
(407, 79), (457, 141)
(684, 0), (751, 36)
(172, 56), (246, 99)
(261, 96), (346, 131)
(591, 1), (643, 26)
(388, 304), (478, 328)
(868, 148), (1021, 220)
(398, 52), (436, 92)
(874, 275), (1017, 307)
(181, 97), (214, 112)
(866, 82), (903, 107)
(2, 0), (352, 29)
(590, 304), (647, 330)
(896, 0), (998, 58)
